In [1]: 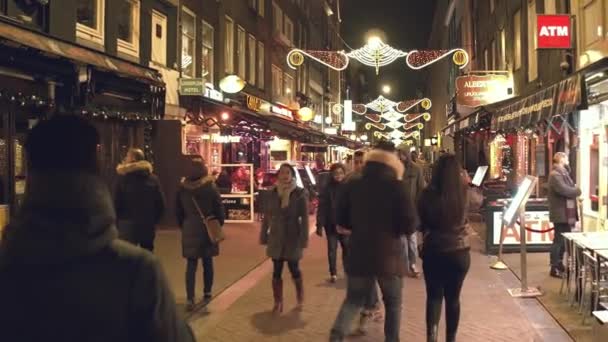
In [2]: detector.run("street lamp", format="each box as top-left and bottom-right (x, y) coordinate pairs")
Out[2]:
(382, 84), (391, 95)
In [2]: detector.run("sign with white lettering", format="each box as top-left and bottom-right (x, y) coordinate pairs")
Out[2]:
(492, 211), (554, 245)
(271, 105), (294, 120)
(204, 87), (224, 101)
(456, 75), (512, 107)
(537, 15), (571, 49)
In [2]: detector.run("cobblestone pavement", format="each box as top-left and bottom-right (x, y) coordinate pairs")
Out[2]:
(187, 225), (572, 342)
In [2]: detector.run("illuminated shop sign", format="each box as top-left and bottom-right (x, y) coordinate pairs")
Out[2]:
(201, 133), (241, 143)
(271, 105), (294, 119)
(537, 15), (571, 49)
(204, 87), (224, 101)
(246, 95), (262, 112)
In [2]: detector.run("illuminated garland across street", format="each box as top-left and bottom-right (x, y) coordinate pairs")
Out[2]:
(287, 38), (469, 74)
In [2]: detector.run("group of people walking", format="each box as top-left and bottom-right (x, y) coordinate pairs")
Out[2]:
(258, 139), (483, 342)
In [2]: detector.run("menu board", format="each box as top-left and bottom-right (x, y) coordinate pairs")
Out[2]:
(216, 164), (254, 223)
(503, 176), (537, 226)
(471, 166), (488, 186)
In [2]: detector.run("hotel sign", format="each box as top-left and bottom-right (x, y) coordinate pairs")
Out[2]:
(456, 74), (512, 107)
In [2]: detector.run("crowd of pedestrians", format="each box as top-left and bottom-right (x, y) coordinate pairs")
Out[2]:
(0, 114), (489, 342)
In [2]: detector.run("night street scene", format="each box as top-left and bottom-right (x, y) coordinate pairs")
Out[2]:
(2, 0), (608, 341)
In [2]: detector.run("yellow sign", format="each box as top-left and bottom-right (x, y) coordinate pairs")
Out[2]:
(288, 51), (305, 67)
(246, 95), (262, 112)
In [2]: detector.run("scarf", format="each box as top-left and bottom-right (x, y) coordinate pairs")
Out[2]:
(276, 179), (297, 208)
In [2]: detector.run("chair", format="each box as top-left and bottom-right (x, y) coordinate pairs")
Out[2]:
(560, 234), (575, 300)
(580, 251), (608, 324)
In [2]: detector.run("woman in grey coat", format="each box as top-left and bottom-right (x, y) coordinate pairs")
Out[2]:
(260, 163), (309, 314)
(176, 158), (225, 311)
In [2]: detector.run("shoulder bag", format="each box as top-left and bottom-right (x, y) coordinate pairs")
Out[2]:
(191, 197), (225, 244)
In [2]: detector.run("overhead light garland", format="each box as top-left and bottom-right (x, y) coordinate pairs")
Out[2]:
(287, 38), (469, 74)
(404, 112), (431, 123)
(397, 98), (432, 112)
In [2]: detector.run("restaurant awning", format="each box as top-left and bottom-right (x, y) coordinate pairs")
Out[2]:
(442, 111), (481, 136)
(0, 21), (163, 86)
(490, 74), (581, 131)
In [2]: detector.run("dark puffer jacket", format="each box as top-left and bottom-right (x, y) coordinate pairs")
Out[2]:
(176, 176), (225, 258)
(114, 160), (165, 241)
(316, 179), (343, 235)
(0, 172), (193, 342)
(336, 149), (416, 277)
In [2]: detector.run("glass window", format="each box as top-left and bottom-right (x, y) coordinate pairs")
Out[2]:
(490, 0), (495, 13)
(583, 0), (602, 47)
(237, 26), (246, 79)
(491, 39), (496, 70)
(544, 0), (556, 14)
(248, 35), (256, 85)
(202, 21), (214, 83)
(284, 17), (294, 44)
(117, 0), (140, 57)
(284, 73), (295, 102)
(528, 0), (538, 81)
(514, 10), (522, 69)
(76, 0), (105, 45)
(273, 2), (283, 33)
(181, 8), (196, 78)
(225, 17), (234, 74)
(484, 48), (488, 70)
(151, 10), (167, 65)
(500, 29), (506, 70)
(272, 65), (283, 101)
(590, 134), (600, 211)
(258, 41), (265, 88)
(259, 0), (265, 17)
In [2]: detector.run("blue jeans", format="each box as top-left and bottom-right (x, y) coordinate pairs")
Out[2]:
(330, 275), (403, 342)
(402, 234), (417, 268)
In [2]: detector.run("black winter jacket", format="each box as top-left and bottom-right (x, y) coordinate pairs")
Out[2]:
(0, 172), (193, 342)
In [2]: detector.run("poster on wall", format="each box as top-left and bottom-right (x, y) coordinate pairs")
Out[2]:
(215, 164), (254, 223)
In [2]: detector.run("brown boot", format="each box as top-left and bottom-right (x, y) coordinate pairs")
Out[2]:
(272, 278), (283, 314)
(294, 276), (304, 309)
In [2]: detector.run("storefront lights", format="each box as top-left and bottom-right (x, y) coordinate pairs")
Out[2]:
(325, 116), (332, 124)
(298, 107), (314, 122)
(221, 112), (230, 121)
(360, 135), (368, 141)
(219, 75), (246, 94)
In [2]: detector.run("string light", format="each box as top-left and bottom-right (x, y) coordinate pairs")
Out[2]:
(346, 38), (408, 74)
(406, 49), (469, 70)
(287, 49), (349, 71)
(397, 98), (432, 112)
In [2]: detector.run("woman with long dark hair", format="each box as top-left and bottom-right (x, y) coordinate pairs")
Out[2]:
(260, 163), (309, 314)
(418, 154), (482, 342)
(316, 163), (348, 282)
(176, 157), (225, 311)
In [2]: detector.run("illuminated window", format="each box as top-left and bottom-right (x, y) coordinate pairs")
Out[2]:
(272, 65), (283, 101)
(237, 26), (246, 79)
(514, 9), (521, 70)
(527, 0), (538, 81)
(181, 7), (196, 78)
(258, 41), (265, 88)
(248, 34), (256, 85)
(284, 73), (295, 102)
(151, 10), (167, 66)
(76, 0), (105, 45)
(202, 21), (214, 83)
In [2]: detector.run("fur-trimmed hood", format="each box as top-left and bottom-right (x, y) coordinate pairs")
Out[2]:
(364, 149), (404, 180)
(116, 160), (153, 176)
(180, 175), (216, 190)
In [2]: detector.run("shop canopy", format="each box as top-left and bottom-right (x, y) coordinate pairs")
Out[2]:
(442, 111), (482, 136)
(0, 21), (163, 87)
(490, 74), (581, 131)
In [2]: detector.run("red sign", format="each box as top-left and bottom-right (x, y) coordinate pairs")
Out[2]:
(537, 15), (571, 49)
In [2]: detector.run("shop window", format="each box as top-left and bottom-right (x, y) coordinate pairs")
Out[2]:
(151, 10), (167, 66)
(237, 26), (246, 80)
(76, 0), (105, 46)
(271, 150), (287, 161)
(514, 9), (522, 70)
(181, 7), (196, 78)
(257, 41), (265, 88)
(248, 34), (256, 85)
(590, 134), (600, 211)
(202, 21), (214, 83)
(117, 0), (140, 57)
(225, 16), (234, 74)
(527, 0), (538, 81)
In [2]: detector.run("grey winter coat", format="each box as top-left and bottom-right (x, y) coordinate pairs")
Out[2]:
(548, 165), (581, 224)
(260, 187), (309, 261)
(0, 172), (193, 342)
(176, 176), (225, 258)
(402, 161), (425, 228)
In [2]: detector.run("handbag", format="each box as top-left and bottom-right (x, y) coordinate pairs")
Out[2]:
(191, 197), (225, 244)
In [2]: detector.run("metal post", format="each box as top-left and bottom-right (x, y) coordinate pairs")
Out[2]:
(520, 208), (529, 292)
(491, 218), (509, 270)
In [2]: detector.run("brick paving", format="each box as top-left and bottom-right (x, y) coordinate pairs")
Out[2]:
(187, 224), (572, 342)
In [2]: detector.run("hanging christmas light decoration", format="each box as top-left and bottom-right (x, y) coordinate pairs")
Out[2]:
(397, 98), (432, 112)
(386, 121), (404, 129)
(404, 122), (425, 131)
(365, 95), (399, 113)
(288, 38), (469, 73)
(380, 110), (402, 122)
(404, 112), (431, 123)
(353, 104), (367, 114)
(365, 122), (387, 130)
(364, 113), (382, 123)
(406, 49), (469, 70)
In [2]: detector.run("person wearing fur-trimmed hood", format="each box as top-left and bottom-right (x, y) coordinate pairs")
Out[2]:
(114, 148), (165, 252)
(176, 157), (225, 311)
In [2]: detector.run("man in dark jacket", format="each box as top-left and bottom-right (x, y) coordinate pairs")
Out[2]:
(0, 115), (193, 342)
(548, 152), (581, 278)
(330, 142), (417, 342)
(399, 147), (425, 277)
(115, 148), (165, 251)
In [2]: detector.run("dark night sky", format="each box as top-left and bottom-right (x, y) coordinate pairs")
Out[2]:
(341, 0), (437, 101)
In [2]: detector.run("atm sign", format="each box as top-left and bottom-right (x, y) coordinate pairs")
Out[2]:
(537, 15), (571, 49)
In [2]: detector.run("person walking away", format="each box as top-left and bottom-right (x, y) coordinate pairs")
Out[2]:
(417, 154), (483, 342)
(316, 163), (349, 282)
(330, 142), (416, 342)
(548, 152), (581, 278)
(399, 147), (425, 277)
(260, 163), (309, 314)
(176, 157), (225, 311)
(0, 115), (193, 342)
(115, 148), (165, 251)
